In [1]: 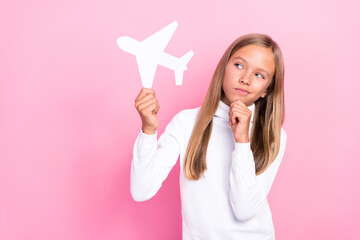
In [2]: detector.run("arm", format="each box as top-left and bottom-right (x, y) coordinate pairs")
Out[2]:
(229, 128), (287, 221)
(130, 112), (182, 202)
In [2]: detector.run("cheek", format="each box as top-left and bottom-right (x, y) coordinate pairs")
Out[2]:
(252, 80), (268, 94)
(223, 68), (237, 88)
(222, 75), (233, 93)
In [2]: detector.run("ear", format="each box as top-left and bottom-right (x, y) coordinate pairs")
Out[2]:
(260, 90), (267, 98)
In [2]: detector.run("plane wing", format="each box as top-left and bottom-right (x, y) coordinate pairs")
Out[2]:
(174, 70), (184, 85)
(136, 55), (158, 88)
(141, 21), (178, 52)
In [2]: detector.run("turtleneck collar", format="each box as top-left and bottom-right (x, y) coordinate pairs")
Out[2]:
(214, 100), (255, 122)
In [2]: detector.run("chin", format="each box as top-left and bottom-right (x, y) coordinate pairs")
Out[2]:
(232, 96), (247, 102)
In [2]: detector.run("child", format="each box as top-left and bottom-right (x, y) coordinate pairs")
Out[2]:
(131, 33), (287, 240)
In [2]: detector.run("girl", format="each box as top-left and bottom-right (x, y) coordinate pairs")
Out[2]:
(131, 33), (287, 240)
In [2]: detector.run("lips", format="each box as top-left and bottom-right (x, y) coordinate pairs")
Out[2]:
(235, 88), (249, 95)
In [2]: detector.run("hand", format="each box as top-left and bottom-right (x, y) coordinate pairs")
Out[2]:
(229, 100), (252, 143)
(135, 88), (159, 134)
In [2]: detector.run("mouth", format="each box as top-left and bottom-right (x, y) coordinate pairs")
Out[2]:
(235, 88), (249, 96)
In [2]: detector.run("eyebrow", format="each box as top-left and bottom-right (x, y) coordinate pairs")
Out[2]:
(232, 56), (271, 77)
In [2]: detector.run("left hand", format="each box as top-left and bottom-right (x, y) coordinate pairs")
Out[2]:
(229, 100), (252, 143)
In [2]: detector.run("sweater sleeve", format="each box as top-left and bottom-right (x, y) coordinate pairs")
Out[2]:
(229, 128), (287, 221)
(130, 111), (183, 202)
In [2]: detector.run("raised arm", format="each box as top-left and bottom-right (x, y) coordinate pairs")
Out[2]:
(130, 88), (182, 201)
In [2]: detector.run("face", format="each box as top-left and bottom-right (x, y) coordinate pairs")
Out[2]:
(221, 44), (275, 106)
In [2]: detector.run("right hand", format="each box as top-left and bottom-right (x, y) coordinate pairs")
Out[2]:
(135, 88), (159, 135)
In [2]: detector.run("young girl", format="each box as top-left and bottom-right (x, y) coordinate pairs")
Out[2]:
(131, 33), (287, 240)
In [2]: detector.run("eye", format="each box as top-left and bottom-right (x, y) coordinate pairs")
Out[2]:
(256, 73), (265, 79)
(235, 63), (243, 69)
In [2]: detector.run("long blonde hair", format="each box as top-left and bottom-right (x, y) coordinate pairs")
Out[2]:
(184, 33), (285, 180)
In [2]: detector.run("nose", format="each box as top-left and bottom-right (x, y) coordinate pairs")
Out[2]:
(239, 70), (251, 85)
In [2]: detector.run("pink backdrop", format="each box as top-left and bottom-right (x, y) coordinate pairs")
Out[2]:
(1, 0), (359, 239)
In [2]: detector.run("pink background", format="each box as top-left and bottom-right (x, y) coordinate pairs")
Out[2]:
(1, 0), (359, 239)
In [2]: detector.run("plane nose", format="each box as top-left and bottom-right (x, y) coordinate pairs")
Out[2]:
(116, 36), (136, 53)
(116, 36), (128, 48)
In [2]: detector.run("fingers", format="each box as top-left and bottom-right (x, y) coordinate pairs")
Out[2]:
(229, 102), (252, 125)
(135, 93), (155, 109)
(134, 88), (159, 133)
(135, 88), (156, 102)
(230, 100), (252, 115)
(138, 97), (159, 114)
(135, 88), (158, 110)
(229, 111), (237, 125)
(229, 109), (248, 125)
(134, 88), (160, 117)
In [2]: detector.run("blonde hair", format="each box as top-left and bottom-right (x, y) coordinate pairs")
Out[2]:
(184, 33), (285, 180)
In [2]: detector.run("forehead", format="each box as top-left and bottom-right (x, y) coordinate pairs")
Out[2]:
(230, 44), (275, 76)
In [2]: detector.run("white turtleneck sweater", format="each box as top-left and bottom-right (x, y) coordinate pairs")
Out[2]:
(131, 100), (287, 240)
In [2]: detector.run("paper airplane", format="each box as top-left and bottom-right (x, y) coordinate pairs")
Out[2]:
(117, 21), (194, 88)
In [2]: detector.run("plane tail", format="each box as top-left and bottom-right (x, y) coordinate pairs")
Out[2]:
(174, 50), (194, 85)
(180, 50), (194, 69)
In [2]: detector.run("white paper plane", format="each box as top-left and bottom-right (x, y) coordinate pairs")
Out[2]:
(116, 21), (194, 88)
